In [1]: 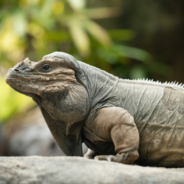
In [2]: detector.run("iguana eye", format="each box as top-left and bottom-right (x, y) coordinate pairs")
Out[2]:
(42, 64), (51, 72)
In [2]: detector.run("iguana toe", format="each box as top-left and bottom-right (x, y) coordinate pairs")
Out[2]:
(94, 155), (109, 161)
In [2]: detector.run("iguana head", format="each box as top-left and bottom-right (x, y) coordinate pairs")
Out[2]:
(6, 55), (79, 97)
(6, 52), (90, 156)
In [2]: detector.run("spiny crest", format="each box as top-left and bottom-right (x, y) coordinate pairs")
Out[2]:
(127, 78), (184, 89)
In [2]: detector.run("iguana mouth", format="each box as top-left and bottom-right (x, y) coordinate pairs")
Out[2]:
(6, 69), (37, 97)
(6, 74), (75, 83)
(7, 84), (37, 98)
(6, 77), (30, 82)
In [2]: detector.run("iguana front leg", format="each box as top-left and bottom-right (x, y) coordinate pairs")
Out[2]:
(90, 107), (139, 164)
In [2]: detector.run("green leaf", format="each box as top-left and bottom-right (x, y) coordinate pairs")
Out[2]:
(13, 11), (27, 37)
(44, 31), (71, 42)
(67, 0), (85, 10)
(113, 44), (151, 63)
(68, 21), (90, 57)
(130, 66), (147, 79)
(0, 76), (34, 122)
(108, 29), (135, 40)
(82, 7), (121, 19)
(85, 20), (111, 46)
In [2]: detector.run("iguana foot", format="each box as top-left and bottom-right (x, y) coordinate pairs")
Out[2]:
(94, 151), (139, 164)
(84, 149), (97, 159)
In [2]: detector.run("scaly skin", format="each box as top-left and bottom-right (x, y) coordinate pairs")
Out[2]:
(6, 52), (184, 167)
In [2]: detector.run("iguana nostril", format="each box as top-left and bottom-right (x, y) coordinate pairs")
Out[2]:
(14, 68), (19, 72)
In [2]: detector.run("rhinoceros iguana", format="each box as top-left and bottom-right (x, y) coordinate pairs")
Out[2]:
(6, 52), (184, 167)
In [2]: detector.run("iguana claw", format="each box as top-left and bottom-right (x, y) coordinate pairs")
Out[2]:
(94, 151), (139, 164)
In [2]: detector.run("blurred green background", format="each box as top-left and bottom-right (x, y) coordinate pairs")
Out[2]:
(0, 0), (184, 123)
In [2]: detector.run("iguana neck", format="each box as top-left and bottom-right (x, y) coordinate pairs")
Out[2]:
(78, 61), (119, 109)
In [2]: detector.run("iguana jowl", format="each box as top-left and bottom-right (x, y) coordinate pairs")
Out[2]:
(6, 52), (184, 167)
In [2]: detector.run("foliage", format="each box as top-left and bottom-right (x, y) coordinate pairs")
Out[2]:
(0, 0), (150, 70)
(0, 77), (34, 122)
(0, 0), (170, 122)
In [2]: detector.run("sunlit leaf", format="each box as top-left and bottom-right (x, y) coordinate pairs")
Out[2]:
(27, 23), (44, 38)
(18, 0), (29, 8)
(0, 77), (34, 122)
(52, 1), (64, 15)
(82, 7), (121, 19)
(39, 0), (55, 19)
(0, 30), (18, 52)
(28, 0), (40, 5)
(67, 0), (85, 10)
(13, 12), (27, 37)
(85, 20), (111, 46)
(68, 22), (90, 57)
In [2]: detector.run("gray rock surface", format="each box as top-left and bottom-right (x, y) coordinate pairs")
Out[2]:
(0, 157), (184, 184)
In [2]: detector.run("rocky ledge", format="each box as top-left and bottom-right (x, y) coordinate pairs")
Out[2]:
(0, 156), (184, 184)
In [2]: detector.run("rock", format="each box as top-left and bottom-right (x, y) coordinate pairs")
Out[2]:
(0, 157), (184, 184)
